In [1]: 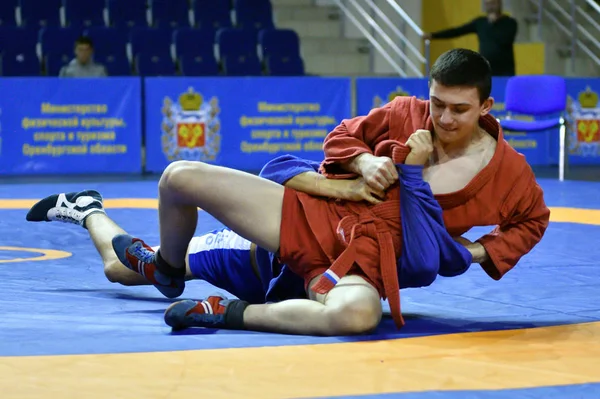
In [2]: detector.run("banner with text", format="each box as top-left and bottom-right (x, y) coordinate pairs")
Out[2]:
(354, 77), (600, 166)
(0, 77), (142, 175)
(144, 77), (351, 173)
(355, 77), (429, 116)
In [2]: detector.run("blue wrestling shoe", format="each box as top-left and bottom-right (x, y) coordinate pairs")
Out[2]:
(26, 190), (105, 229)
(164, 295), (249, 330)
(112, 234), (186, 299)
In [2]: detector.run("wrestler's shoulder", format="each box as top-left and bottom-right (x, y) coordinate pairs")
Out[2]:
(496, 140), (538, 181)
(389, 95), (430, 109)
(387, 96), (431, 129)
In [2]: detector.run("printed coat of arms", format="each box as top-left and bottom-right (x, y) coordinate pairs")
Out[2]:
(566, 86), (600, 157)
(161, 87), (221, 162)
(372, 86), (410, 109)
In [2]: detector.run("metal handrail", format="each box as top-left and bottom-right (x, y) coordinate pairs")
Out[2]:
(584, 0), (600, 14)
(548, 0), (572, 20)
(581, 0), (600, 65)
(530, 0), (600, 69)
(331, 0), (430, 77)
(541, 5), (600, 65)
(383, 0), (422, 35)
(576, 15), (600, 55)
(348, 0), (422, 76)
(363, 0), (425, 66)
(382, 0), (431, 75)
(332, 0), (406, 76)
(577, 6), (600, 38)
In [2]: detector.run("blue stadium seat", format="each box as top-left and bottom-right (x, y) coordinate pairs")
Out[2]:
(192, 0), (231, 31)
(95, 53), (130, 76)
(258, 29), (304, 75)
(173, 27), (214, 58)
(46, 52), (71, 75)
(0, 0), (17, 26)
(106, 0), (148, 30)
(258, 29), (301, 58)
(20, 0), (62, 27)
(1, 50), (39, 75)
(63, 0), (105, 28)
(149, 0), (190, 28)
(179, 54), (219, 76)
(39, 27), (81, 56)
(265, 55), (304, 76)
(130, 27), (173, 57)
(135, 53), (175, 76)
(216, 28), (258, 60)
(222, 54), (262, 76)
(83, 27), (127, 59)
(0, 26), (38, 53)
(233, 0), (274, 31)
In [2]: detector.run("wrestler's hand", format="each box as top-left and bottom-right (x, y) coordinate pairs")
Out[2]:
(453, 236), (489, 263)
(405, 129), (434, 165)
(339, 177), (385, 205)
(354, 153), (398, 191)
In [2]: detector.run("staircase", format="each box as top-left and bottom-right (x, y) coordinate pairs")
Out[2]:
(271, 0), (371, 75)
(516, 0), (600, 76)
(272, 0), (600, 78)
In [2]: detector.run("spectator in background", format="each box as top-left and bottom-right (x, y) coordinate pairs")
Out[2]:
(423, 0), (517, 76)
(59, 37), (107, 78)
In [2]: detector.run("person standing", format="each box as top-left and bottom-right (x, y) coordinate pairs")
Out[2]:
(423, 0), (517, 76)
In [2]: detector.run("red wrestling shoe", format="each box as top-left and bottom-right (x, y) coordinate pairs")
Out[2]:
(112, 234), (186, 298)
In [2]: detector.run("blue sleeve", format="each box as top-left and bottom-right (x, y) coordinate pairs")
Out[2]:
(396, 164), (472, 289)
(258, 155), (321, 185)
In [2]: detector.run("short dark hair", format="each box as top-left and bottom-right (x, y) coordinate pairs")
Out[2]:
(75, 36), (94, 48)
(429, 48), (492, 103)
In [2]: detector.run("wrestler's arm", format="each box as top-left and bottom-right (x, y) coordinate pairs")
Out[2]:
(473, 170), (550, 279)
(467, 243), (490, 263)
(259, 154), (382, 202)
(454, 237), (489, 263)
(283, 171), (351, 199)
(319, 102), (392, 178)
(258, 154), (321, 184)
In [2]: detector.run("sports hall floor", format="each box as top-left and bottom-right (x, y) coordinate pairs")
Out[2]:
(0, 170), (599, 398)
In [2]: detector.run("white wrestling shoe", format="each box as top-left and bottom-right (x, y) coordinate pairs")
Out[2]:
(25, 190), (105, 229)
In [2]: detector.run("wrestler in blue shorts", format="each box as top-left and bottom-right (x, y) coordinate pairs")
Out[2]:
(27, 154), (474, 333)
(26, 155), (378, 303)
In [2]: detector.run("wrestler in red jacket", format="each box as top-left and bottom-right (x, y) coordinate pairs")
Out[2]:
(111, 48), (550, 335)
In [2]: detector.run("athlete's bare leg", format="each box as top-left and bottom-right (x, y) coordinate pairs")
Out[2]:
(85, 213), (146, 285)
(242, 274), (382, 335)
(85, 212), (193, 285)
(116, 161), (382, 335)
(156, 161), (284, 268)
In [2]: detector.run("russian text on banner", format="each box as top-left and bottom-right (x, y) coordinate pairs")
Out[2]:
(144, 77), (351, 173)
(0, 77), (142, 175)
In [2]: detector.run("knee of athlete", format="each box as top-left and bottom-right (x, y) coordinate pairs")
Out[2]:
(326, 299), (382, 335)
(159, 160), (205, 195)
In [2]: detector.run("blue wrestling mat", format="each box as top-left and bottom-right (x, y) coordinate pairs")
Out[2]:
(0, 178), (599, 399)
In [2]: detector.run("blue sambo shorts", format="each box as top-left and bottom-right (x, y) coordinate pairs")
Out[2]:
(186, 227), (274, 304)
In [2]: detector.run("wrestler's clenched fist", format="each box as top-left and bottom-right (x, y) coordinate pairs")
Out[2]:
(405, 129), (434, 166)
(356, 154), (398, 191)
